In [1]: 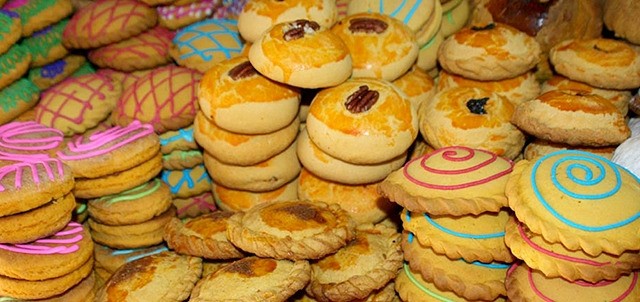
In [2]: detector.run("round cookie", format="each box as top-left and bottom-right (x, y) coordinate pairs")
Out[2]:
(438, 22), (542, 81)
(194, 111), (300, 166)
(438, 70), (541, 106)
(162, 149), (203, 170)
(95, 251), (202, 302)
(506, 150), (640, 256)
(346, 0), (435, 32)
(0, 78), (39, 125)
(331, 12), (419, 81)
(198, 56), (301, 134)
(541, 75), (631, 116)
(87, 178), (173, 226)
(27, 55), (87, 90)
(93, 243), (169, 280)
(248, 19), (352, 89)
(297, 168), (397, 225)
(306, 224), (403, 301)
(440, 0), (471, 38)
(35, 73), (120, 137)
(190, 256), (310, 302)
(511, 90), (630, 147)
(506, 262), (640, 302)
(2, 0), (72, 37)
(419, 86), (525, 159)
(306, 78), (418, 164)
(156, 0), (217, 30)
(173, 191), (217, 218)
(237, 0), (338, 43)
(0, 121), (64, 159)
(401, 232), (509, 301)
(403, 209), (514, 263)
(524, 138), (616, 161)
(0, 10), (21, 55)
(62, 0), (158, 49)
(416, 30), (444, 73)
(297, 127), (408, 185)
(159, 125), (198, 155)
(111, 65), (201, 134)
(163, 211), (245, 259)
(89, 207), (176, 249)
(0, 273), (97, 302)
(20, 19), (69, 68)
(550, 38), (640, 90)
(170, 18), (244, 74)
(160, 164), (212, 198)
(88, 26), (175, 72)
(391, 66), (437, 109)
(213, 178), (299, 213)
(379, 146), (514, 216)
(202, 140), (300, 192)
(226, 200), (357, 260)
(505, 216), (640, 283)
(0, 44), (31, 91)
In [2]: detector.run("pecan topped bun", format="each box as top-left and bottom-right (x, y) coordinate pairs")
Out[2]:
(248, 19), (352, 89)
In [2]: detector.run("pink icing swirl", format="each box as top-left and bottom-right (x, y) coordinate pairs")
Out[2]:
(0, 222), (83, 255)
(403, 146), (513, 190)
(57, 120), (154, 161)
(0, 122), (63, 160)
(0, 158), (65, 192)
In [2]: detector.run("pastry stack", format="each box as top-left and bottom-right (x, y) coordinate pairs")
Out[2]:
(0, 122), (95, 300)
(513, 38), (635, 160)
(195, 56), (301, 212)
(379, 146), (515, 301)
(504, 150), (640, 301)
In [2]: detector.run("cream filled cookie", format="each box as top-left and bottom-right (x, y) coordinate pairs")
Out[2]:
(248, 19), (352, 89)
(198, 56), (300, 134)
(331, 12), (419, 81)
(306, 78), (418, 164)
(438, 22), (541, 81)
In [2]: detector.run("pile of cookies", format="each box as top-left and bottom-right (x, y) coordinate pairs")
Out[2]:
(1, 0), (640, 301)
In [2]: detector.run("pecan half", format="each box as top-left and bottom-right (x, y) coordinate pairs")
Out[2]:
(349, 17), (388, 34)
(283, 19), (320, 41)
(228, 61), (257, 80)
(345, 85), (379, 113)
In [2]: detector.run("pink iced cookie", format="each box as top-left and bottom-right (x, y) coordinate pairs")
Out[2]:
(0, 121), (63, 160)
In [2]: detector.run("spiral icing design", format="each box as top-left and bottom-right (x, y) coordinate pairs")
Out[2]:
(0, 222), (83, 255)
(57, 120), (154, 160)
(530, 150), (640, 232)
(403, 146), (513, 190)
(0, 122), (63, 159)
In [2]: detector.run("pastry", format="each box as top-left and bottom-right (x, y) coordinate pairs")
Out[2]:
(213, 178), (299, 213)
(0, 44), (31, 91)
(0, 79), (39, 125)
(391, 66), (437, 110)
(346, 0), (436, 32)
(20, 19), (69, 68)
(524, 138), (616, 161)
(2, 0), (72, 37)
(27, 55), (87, 90)
(603, 0), (640, 45)
(0, 10), (21, 55)
(88, 207), (176, 249)
(438, 70), (540, 106)
(541, 75), (631, 116)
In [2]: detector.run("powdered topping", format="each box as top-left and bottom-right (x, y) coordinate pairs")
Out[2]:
(176, 192), (216, 216)
(349, 17), (388, 34)
(283, 19), (320, 41)
(157, 0), (217, 20)
(0, 121), (63, 155)
(0, 158), (65, 192)
(57, 120), (154, 161)
(0, 222), (83, 255)
(530, 150), (640, 232)
(94, 178), (162, 204)
(403, 146), (513, 190)
(345, 85), (379, 113)
(515, 220), (608, 266)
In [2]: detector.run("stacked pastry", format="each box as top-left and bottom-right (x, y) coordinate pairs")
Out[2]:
(512, 38), (635, 160)
(379, 146), (515, 301)
(504, 150), (640, 301)
(0, 122), (95, 300)
(159, 126), (216, 218)
(0, 0), (77, 124)
(195, 56), (301, 212)
(421, 22), (541, 161)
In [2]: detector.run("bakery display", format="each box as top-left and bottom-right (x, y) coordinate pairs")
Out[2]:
(1, 0), (640, 300)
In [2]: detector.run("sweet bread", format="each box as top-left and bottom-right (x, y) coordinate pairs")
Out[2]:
(248, 19), (352, 89)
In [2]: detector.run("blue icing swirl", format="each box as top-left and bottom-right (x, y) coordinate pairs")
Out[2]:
(174, 19), (243, 62)
(378, 0), (423, 25)
(423, 213), (505, 239)
(160, 127), (194, 146)
(40, 59), (67, 78)
(531, 150), (640, 232)
(161, 164), (212, 194)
